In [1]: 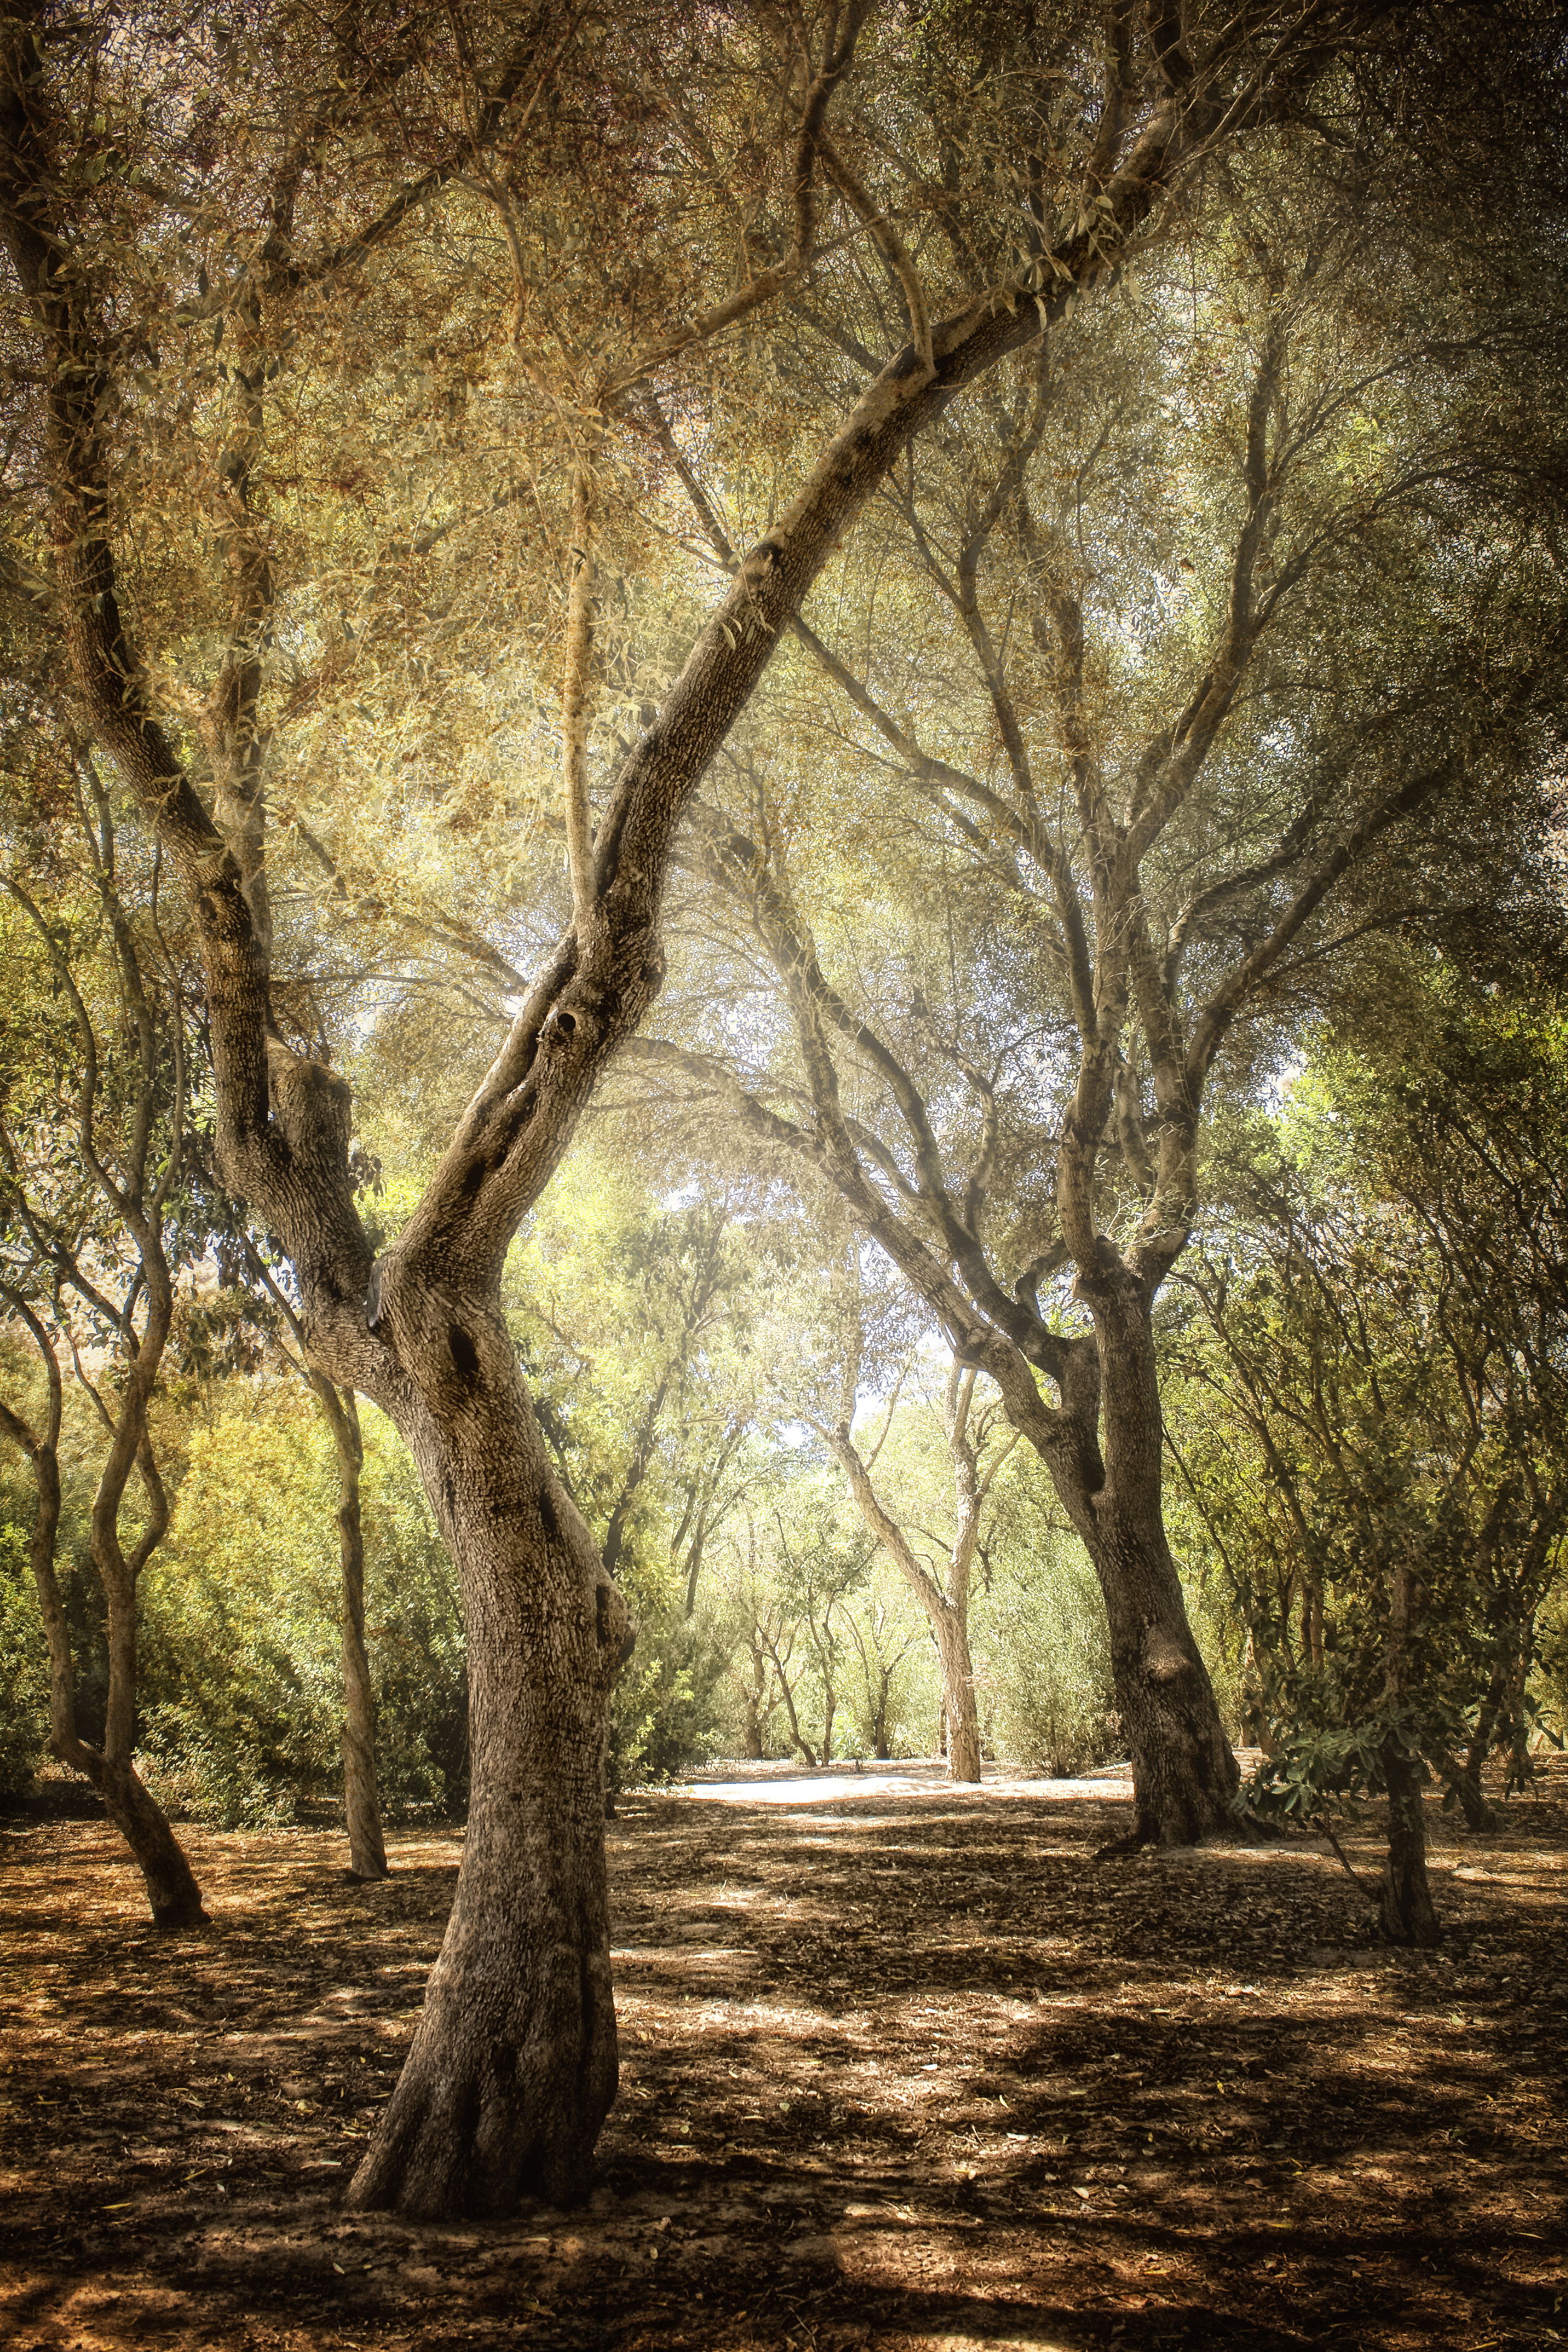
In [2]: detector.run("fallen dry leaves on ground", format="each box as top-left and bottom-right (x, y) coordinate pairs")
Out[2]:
(2, 1760), (1565, 2351)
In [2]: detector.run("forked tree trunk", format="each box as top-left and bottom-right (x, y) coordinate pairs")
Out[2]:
(347, 1313), (630, 2218)
(1379, 1744), (1440, 1947)
(1, 1298), (206, 1929)
(824, 1385), (988, 1787)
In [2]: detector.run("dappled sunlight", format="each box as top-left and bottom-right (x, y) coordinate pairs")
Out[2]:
(3, 1766), (1564, 2350)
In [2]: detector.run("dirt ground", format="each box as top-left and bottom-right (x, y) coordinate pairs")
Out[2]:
(2, 1758), (1566, 2352)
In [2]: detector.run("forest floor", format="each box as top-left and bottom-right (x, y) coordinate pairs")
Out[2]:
(2, 1757), (1566, 2352)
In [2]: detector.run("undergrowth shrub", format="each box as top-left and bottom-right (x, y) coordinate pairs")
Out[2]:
(0, 1526), (48, 1798)
(141, 1391), (466, 1826)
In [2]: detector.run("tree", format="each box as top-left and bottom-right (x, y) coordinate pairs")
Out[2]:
(630, 38), (1568, 1844)
(1165, 979), (1568, 1942)
(0, 765), (206, 1926)
(806, 1296), (1016, 1782)
(1, 0), (1495, 2214)
(139, 1380), (468, 1831)
(243, 1244), (389, 1878)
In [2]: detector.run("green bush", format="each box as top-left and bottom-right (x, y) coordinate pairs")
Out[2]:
(607, 1560), (728, 1795)
(976, 1546), (1118, 1777)
(0, 1527), (49, 1798)
(139, 1391), (466, 1826)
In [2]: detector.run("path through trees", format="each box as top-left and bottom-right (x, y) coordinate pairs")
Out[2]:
(2, 1761), (1564, 2350)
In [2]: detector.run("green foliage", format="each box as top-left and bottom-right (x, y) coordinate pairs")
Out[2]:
(1168, 981), (1568, 1827)
(607, 1591), (728, 1795)
(974, 1544), (1116, 1778)
(139, 1393), (465, 1828)
(1243, 1690), (1446, 1828)
(0, 1526), (48, 1798)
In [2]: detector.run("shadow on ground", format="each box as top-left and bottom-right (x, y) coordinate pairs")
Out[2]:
(2, 1762), (1565, 2350)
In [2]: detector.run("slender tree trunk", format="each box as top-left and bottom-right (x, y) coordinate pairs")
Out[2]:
(7, 1371), (206, 1929)
(88, 1312), (207, 1929)
(931, 1602), (981, 1783)
(348, 1336), (630, 2218)
(1463, 1650), (1511, 1791)
(769, 1653), (818, 1769)
(683, 1525), (707, 1619)
(737, 1638), (769, 1756)
(825, 1411), (985, 1785)
(872, 1669), (892, 1760)
(1377, 1560), (1439, 1944)
(333, 1391), (388, 1881)
(246, 1256), (390, 1880)
(1379, 1744), (1440, 1947)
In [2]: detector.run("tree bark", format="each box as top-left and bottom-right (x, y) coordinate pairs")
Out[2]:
(1082, 1503), (1239, 1847)
(1379, 1744), (1440, 1947)
(930, 1600), (982, 1783)
(347, 1321), (629, 2216)
(330, 1389), (388, 1881)
(1058, 1280), (1240, 1849)
(1432, 1745), (1494, 1834)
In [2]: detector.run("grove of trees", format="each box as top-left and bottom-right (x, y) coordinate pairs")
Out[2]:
(2, 0), (1566, 2229)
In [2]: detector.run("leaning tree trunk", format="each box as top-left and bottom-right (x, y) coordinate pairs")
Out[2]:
(88, 1296), (207, 1928)
(1, 1328), (203, 1927)
(347, 1312), (630, 2218)
(88, 1547), (207, 1927)
(1065, 1279), (1240, 1849)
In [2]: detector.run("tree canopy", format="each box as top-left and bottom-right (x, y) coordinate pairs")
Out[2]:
(2, 0), (1566, 2226)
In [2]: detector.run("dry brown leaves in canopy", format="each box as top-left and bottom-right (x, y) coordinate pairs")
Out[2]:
(2, 1761), (1566, 2352)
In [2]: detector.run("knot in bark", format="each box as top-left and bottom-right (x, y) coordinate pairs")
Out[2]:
(1142, 1624), (1191, 1684)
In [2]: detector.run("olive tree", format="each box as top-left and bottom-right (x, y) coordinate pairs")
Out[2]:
(630, 51), (1568, 1845)
(1, 0), (1469, 2216)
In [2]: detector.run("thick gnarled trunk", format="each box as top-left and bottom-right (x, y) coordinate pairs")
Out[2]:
(1083, 1507), (1239, 1846)
(347, 1303), (628, 2216)
(1, 0), (1316, 2213)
